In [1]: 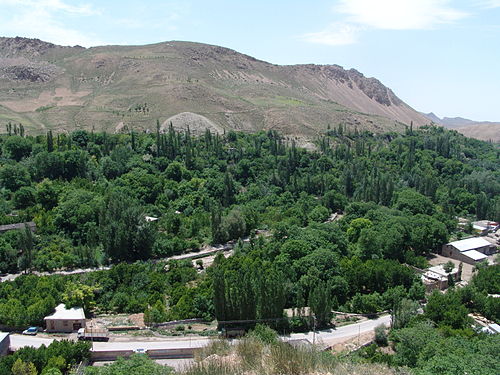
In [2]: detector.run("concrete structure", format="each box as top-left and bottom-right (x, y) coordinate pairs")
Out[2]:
(0, 332), (9, 356)
(422, 264), (460, 291)
(442, 237), (496, 265)
(44, 304), (86, 333)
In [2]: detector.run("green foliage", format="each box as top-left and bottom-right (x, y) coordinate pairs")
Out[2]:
(425, 290), (471, 329)
(0, 340), (90, 375)
(374, 324), (388, 346)
(62, 282), (97, 314)
(84, 354), (172, 375)
(0, 127), (498, 340)
(248, 324), (279, 345)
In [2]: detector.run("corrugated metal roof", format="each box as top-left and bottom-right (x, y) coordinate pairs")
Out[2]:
(44, 304), (85, 320)
(461, 250), (488, 261)
(448, 237), (492, 251)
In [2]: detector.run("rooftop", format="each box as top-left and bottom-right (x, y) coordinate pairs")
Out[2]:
(0, 332), (9, 342)
(481, 324), (500, 334)
(448, 237), (492, 252)
(428, 265), (458, 277)
(461, 250), (488, 261)
(44, 304), (85, 321)
(422, 271), (447, 282)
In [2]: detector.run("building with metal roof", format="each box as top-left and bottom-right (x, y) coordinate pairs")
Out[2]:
(442, 237), (496, 265)
(44, 304), (86, 333)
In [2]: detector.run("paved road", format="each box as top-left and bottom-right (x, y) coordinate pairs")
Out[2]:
(0, 267), (111, 283)
(10, 315), (390, 351)
(285, 314), (391, 346)
(10, 334), (210, 351)
(9, 334), (55, 350)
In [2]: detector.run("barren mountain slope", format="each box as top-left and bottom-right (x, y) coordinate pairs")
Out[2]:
(0, 37), (430, 136)
(422, 112), (500, 142)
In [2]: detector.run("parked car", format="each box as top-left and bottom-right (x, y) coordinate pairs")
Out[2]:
(22, 327), (38, 335)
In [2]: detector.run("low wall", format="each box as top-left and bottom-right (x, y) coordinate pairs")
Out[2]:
(153, 318), (205, 328)
(91, 350), (134, 361)
(108, 326), (140, 331)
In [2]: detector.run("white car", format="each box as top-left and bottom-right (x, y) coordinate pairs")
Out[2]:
(22, 327), (38, 335)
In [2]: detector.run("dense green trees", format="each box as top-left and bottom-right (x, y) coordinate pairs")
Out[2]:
(84, 355), (172, 375)
(0, 125), (498, 341)
(0, 340), (90, 375)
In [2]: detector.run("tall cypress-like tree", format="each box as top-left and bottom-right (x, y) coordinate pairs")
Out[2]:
(47, 130), (54, 152)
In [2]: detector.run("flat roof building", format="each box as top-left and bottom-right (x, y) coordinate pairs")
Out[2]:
(44, 304), (86, 333)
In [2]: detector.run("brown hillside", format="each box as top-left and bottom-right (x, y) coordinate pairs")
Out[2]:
(0, 37), (430, 137)
(452, 123), (500, 143)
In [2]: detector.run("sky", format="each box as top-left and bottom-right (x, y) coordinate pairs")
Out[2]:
(0, 0), (499, 121)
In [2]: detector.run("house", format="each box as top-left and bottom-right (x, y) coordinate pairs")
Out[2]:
(422, 265), (460, 291)
(44, 304), (86, 333)
(442, 237), (496, 265)
(0, 332), (9, 356)
(422, 271), (448, 292)
(472, 220), (499, 235)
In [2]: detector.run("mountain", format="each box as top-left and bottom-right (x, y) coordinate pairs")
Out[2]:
(422, 112), (500, 142)
(0, 36), (431, 137)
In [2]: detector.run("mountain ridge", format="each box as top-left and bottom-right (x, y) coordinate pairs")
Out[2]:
(422, 112), (500, 142)
(1, 36), (431, 137)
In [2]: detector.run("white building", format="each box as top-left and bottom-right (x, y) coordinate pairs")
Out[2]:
(44, 304), (86, 333)
(442, 237), (496, 265)
(481, 323), (500, 335)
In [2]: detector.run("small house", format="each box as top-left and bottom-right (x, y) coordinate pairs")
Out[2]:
(44, 304), (86, 333)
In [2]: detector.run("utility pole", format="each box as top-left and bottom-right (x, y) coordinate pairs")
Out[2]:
(312, 315), (316, 346)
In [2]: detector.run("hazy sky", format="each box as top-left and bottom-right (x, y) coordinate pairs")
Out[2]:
(1, 0), (499, 121)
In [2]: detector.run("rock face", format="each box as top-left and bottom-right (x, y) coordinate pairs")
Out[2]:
(0, 37), (58, 58)
(0, 37), (431, 136)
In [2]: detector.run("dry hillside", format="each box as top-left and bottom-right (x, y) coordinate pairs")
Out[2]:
(423, 112), (500, 142)
(0, 36), (431, 137)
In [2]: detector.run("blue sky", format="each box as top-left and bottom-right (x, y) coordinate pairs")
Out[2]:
(1, 0), (499, 121)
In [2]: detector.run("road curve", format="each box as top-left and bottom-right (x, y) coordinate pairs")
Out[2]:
(285, 314), (391, 345)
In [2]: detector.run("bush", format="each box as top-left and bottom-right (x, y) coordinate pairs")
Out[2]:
(248, 324), (278, 345)
(374, 324), (388, 346)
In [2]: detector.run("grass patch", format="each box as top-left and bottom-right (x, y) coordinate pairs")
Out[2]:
(181, 335), (401, 375)
(35, 104), (56, 112)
